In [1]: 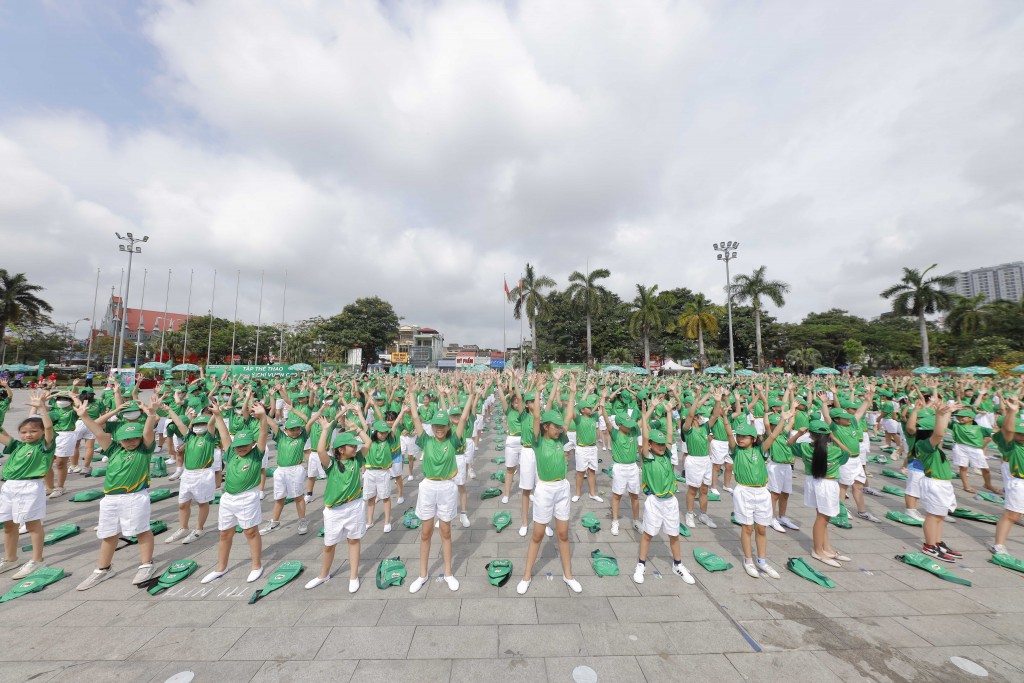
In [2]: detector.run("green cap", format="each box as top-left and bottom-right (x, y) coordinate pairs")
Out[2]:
(429, 413), (452, 427)
(232, 433), (255, 448)
(648, 429), (667, 444)
(953, 409), (976, 419)
(119, 401), (141, 412)
(523, 392), (537, 401)
(372, 420), (390, 433)
(808, 420), (830, 435)
(191, 415), (211, 425)
(734, 424), (757, 437)
(917, 416), (936, 430)
(114, 422), (144, 440)
(332, 432), (361, 448)
(829, 408), (852, 420)
(540, 410), (565, 427)
(1014, 420), (1024, 435)
(284, 415), (306, 429)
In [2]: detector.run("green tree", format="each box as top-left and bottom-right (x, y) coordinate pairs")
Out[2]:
(675, 293), (721, 368)
(629, 285), (674, 369)
(984, 296), (1024, 348)
(964, 336), (1016, 366)
(320, 297), (401, 366)
(729, 266), (789, 371)
(508, 263), (556, 363)
(945, 294), (988, 337)
(880, 264), (956, 366)
(565, 267), (610, 367)
(842, 338), (865, 369)
(0, 270), (53, 362)
(786, 347), (821, 373)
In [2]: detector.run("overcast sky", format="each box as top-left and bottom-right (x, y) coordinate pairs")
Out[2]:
(2, 1), (1023, 349)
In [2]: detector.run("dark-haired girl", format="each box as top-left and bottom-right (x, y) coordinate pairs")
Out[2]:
(792, 420), (849, 568)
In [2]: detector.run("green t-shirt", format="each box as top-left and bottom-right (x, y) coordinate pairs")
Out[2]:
(794, 442), (848, 479)
(366, 434), (397, 469)
(915, 440), (952, 480)
(610, 424), (640, 465)
(950, 422), (990, 448)
(535, 437), (567, 482)
(275, 429), (308, 468)
(323, 454), (363, 507)
(733, 445), (768, 487)
(48, 406), (77, 432)
(416, 432), (460, 480)
(183, 432), (217, 470)
(228, 413), (259, 436)
(709, 415), (728, 442)
(104, 441), (155, 495)
(223, 447), (264, 494)
(768, 435), (794, 464)
(520, 412), (535, 448)
(682, 425), (710, 457)
(641, 450), (676, 497)
(506, 408), (522, 436)
(575, 413), (598, 446)
(830, 423), (859, 454)
(993, 433), (1024, 479)
(2, 437), (55, 480)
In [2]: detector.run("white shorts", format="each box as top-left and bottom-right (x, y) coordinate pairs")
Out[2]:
(400, 435), (420, 457)
(473, 416), (483, 437)
(642, 494), (680, 537)
(532, 479), (571, 524)
(882, 419), (900, 435)
(519, 447), (537, 491)
(732, 485), (772, 526)
(322, 498), (367, 545)
(684, 456), (712, 488)
(766, 461), (792, 495)
(975, 413), (995, 430)
(389, 457), (404, 478)
(55, 431), (77, 458)
(709, 440), (732, 465)
(753, 419), (766, 436)
(416, 478), (457, 522)
(504, 436), (522, 468)
(362, 468), (392, 501)
(598, 416), (607, 432)
(1004, 474), (1024, 514)
(921, 477), (956, 516)
(178, 468), (215, 504)
(97, 491), (151, 538)
(218, 489), (262, 531)
(838, 458), (867, 486)
(74, 419), (95, 441)
(904, 468), (923, 498)
(172, 435), (184, 453)
(803, 478), (840, 517)
(274, 464), (307, 499)
(952, 444), (987, 470)
(213, 448), (223, 473)
(454, 454), (468, 487)
(0, 479), (46, 524)
(611, 462), (641, 496)
(867, 412), (879, 427)
(156, 417), (169, 435)
(307, 453), (326, 480)
(670, 444), (679, 467)
(575, 445), (598, 472)
(464, 439), (476, 464)
(564, 432), (577, 453)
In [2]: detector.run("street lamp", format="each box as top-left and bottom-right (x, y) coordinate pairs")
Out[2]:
(114, 232), (149, 371)
(69, 317), (89, 365)
(713, 241), (740, 378)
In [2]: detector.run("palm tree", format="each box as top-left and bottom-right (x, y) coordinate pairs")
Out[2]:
(786, 347), (821, 374)
(507, 263), (556, 364)
(565, 267), (611, 367)
(945, 294), (987, 336)
(676, 293), (722, 369)
(729, 266), (790, 371)
(0, 270), (53, 362)
(628, 284), (673, 369)
(880, 264), (956, 366)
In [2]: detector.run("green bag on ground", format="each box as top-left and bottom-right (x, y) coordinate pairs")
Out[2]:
(150, 455), (168, 478)
(707, 490), (721, 501)
(886, 510), (923, 526)
(485, 559), (513, 587)
(950, 507), (999, 524)
(870, 436), (882, 442)
(895, 552), (971, 586)
(249, 560), (303, 604)
(495, 445), (505, 452)
(830, 502), (852, 529)
(490, 471), (505, 482)
(786, 557), (836, 588)
(85, 467), (107, 478)
(881, 485), (905, 497)
(581, 512), (601, 533)
(881, 469), (907, 481)
(990, 553), (1024, 574)
(976, 492), (1005, 505)
(123, 520), (169, 545)
(149, 488), (173, 502)
(868, 455), (887, 464)
(376, 557), (407, 589)
(675, 475), (686, 483)
(0, 567), (66, 603)
(21, 523), (79, 552)
(144, 559), (198, 594)
(70, 489), (104, 502)
(590, 549), (619, 576)
(693, 548), (732, 572)
(211, 493), (222, 505)
(881, 447), (896, 454)
(601, 466), (613, 478)
(402, 507), (421, 529)
(265, 466), (277, 477)
(492, 456), (505, 465)
(495, 436), (506, 443)
(481, 487), (502, 500)
(730, 513), (742, 526)
(678, 523), (691, 537)
(493, 511), (512, 533)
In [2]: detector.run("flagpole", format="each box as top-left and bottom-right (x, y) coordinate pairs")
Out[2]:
(230, 269), (240, 366)
(85, 268), (100, 372)
(158, 269), (171, 363)
(279, 269), (287, 362)
(519, 272), (524, 371)
(133, 268), (147, 368)
(182, 269), (194, 364)
(254, 270), (265, 364)
(206, 269), (217, 366)
(110, 269), (124, 370)
(502, 273), (507, 365)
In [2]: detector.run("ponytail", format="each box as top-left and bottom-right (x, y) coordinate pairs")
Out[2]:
(810, 432), (829, 479)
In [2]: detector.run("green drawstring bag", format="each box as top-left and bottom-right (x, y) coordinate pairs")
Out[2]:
(493, 511), (512, 533)
(0, 567), (66, 603)
(830, 503), (852, 529)
(868, 455), (887, 464)
(895, 552), (971, 586)
(693, 548), (732, 572)
(786, 557), (836, 588)
(886, 510), (923, 527)
(149, 489), (173, 502)
(707, 490), (721, 501)
(20, 523), (79, 552)
(881, 485), (905, 497)
(85, 467), (107, 478)
(143, 559), (198, 595)
(678, 523), (691, 538)
(990, 553), (1024, 574)
(485, 559), (513, 587)
(495, 436), (506, 444)
(950, 508), (999, 524)
(150, 455), (168, 478)
(490, 471), (506, 482)
(492, 456), (506, 465)
(591, 549), (619, 577)
(70, 489), (105, 502)
(376, 557), (407, 589)
(976, 492), (1005, 505)
(730, 513), (742, 526)
(881, 469), (907, 481)
(601, 466), (614, 478)
(870, 436), (882, 442)
(495, 445), (505, 452)
(211, 493), (222, 505)
(581, 513), (601, 533)
(125, 520), (169, 544)
(402, 507), (421, 529)
(881, 447), (896, 454)
(481, 487), (502, 500)
(249, 560), (304, 604)
(675, 475), (686, 483)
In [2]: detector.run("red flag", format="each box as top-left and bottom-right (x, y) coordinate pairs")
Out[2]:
(504, 278), (510, 297)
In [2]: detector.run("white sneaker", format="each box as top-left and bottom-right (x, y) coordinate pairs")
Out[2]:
(434, 519), (439, 529)
(562, 575), (582, 593)
(165, 528), (190, 544)
(76, 567), (114, 591)
(545, 526), (553, 537)
(168, 470), (182, 482)
(757, 562), (780, 579)
(259, 520), (282, 536)
(409, 575), (429, 594)
(769, 518), (786, 533)
(611, 520), (620, 536)
(182, 529), (205, 544)
(383, 524), (393, 533)
(304, 493), (314, 504)
(633, 562), (646, 584)
(258, 490), (266, 500)
(710, 488), (720, 496)
(905, 509), (925, 523)
(632, 520), (643, 533)
(131, 563), (155, 585)
(501, 496), (510, 505)
(444, 575), (460, 591)
(165, 457), (177, 465)
(12, 560), (45, 580)
(69, 466), (83, 474)
(685, 512), (696, 529)
(743, 562), (760, 578)
(0, 559), (18, 574)
(47, 488), (65, 499)
(349, 578), (360, 593)
(305, 575), (330, 590)
(469, 469), (476, 479)
(779, 516), (800, 530)
(18, 524), (27, 535)
(459, 514), (470, 528)
(518, 525), (528, 537)
(396, 496), (405, 505)
(856, 511), (881, 523)
(201, 569), (227, 584)
(991, 544), (1008, 554)
(571, 496), (581, 503)
(297, 519), (309, 535)
(517, 578), (531, 595)
(246, 566), (264, 583)
(589, 495), (604, 503)
(699, 513), (717, 529)
(672, 563), (696, 584)
(723, 486), (734, 494)
(406, 475), (414, 482)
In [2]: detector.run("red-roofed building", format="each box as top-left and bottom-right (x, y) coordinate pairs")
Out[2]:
(98, 291), (190, 347)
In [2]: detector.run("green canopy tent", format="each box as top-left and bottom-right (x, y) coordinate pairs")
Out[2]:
(288, 363), (313, 372)
(959, 366), (997, 376)
(1012, 364), (1024, 373)
(912, 366), (941, 375)
(171, 363), (201, 372)
(735, 369), (756, 376)
(811, 367), (840, 375)
(703, 366), (727, 375)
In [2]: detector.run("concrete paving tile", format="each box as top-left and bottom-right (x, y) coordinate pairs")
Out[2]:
(820, 617), (933, 648)
(37, 660), (155, 683)
(545, 655), (645, 682)
(809, 649), (928, 683)
(459, 597), (538, 625)
(899, 646), (1024, 683)
(660, 620), (757, 655)
(295, 598), (385, 626)
(713, 592), (776, 620)
(965, 611), (1024, 642)
(316, 626), (414, 660)
(535, 596), (614, 624)
(885, 588), (989, 615)
(499, 624), (586, 658)
(984, 644), (1024, 672)
(0, 598), (85, 626)
(406, 624), (498, 659)
(958, 587), (1024, 612)
(378, 597), (462, 625)
(0, 661), (79, 683)
(223, 626), (332, 661)
(895, 614), (1009, 647)
(750, 592), (848, 620)
(578, 622), (673, 656)
(213, 599), (316, 627)
(147, 660), (264, 682)
(347, 658), (451, 683)
(608, 593), (724, 622)
(116, 599), (235, 628)
(128, 626), (247, 661)
(450, 656), (545, 682)
(727, 651), (845, 682)
(0, 626), (162, 661)
(251, 659), (358, 682)
(637, 654), (743, 681)
(735, 619), (848, 652)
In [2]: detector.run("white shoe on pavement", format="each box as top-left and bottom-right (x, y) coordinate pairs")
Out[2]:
(12, 560), (45, 580)
(673, 563), (696, 584)
(632, 520), (643, 533)
(589, 495), (604, 503)
(297, 519), (309, 535)
(165, 528), (190, 543)
(131, 563), (155, 585)
(247, 566), (264, 583)
(460, 513), (471, 528)
(611, 520), (620, 536)
(769, 518), (786, 533)
(444, 575), (460, 591)
(516, 579), (531, 595)
(633, 562), (646, 584)
(905, 509), (925, 523)
(699, 513), (717, 529)
(259, 521), (282, 535)
(349, 578), (360, 593)
(518, 525), (528, 537)
(743, 561), (760, 578)
(182, 529), (205, 544)
(409, 576), (429, 593)
(501, 496), (510, 505)
(779, 516), (800, 531)
(757, 562), (781, 579)
(76, 567), (114, 591)
(201, 569), (227, 584)
(562, 575), (582, 593)
(685, 512), (696, 529)
(305, 575), (330, 590)
(571, 496), (580, 503)
(383, 524), (393, 533)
